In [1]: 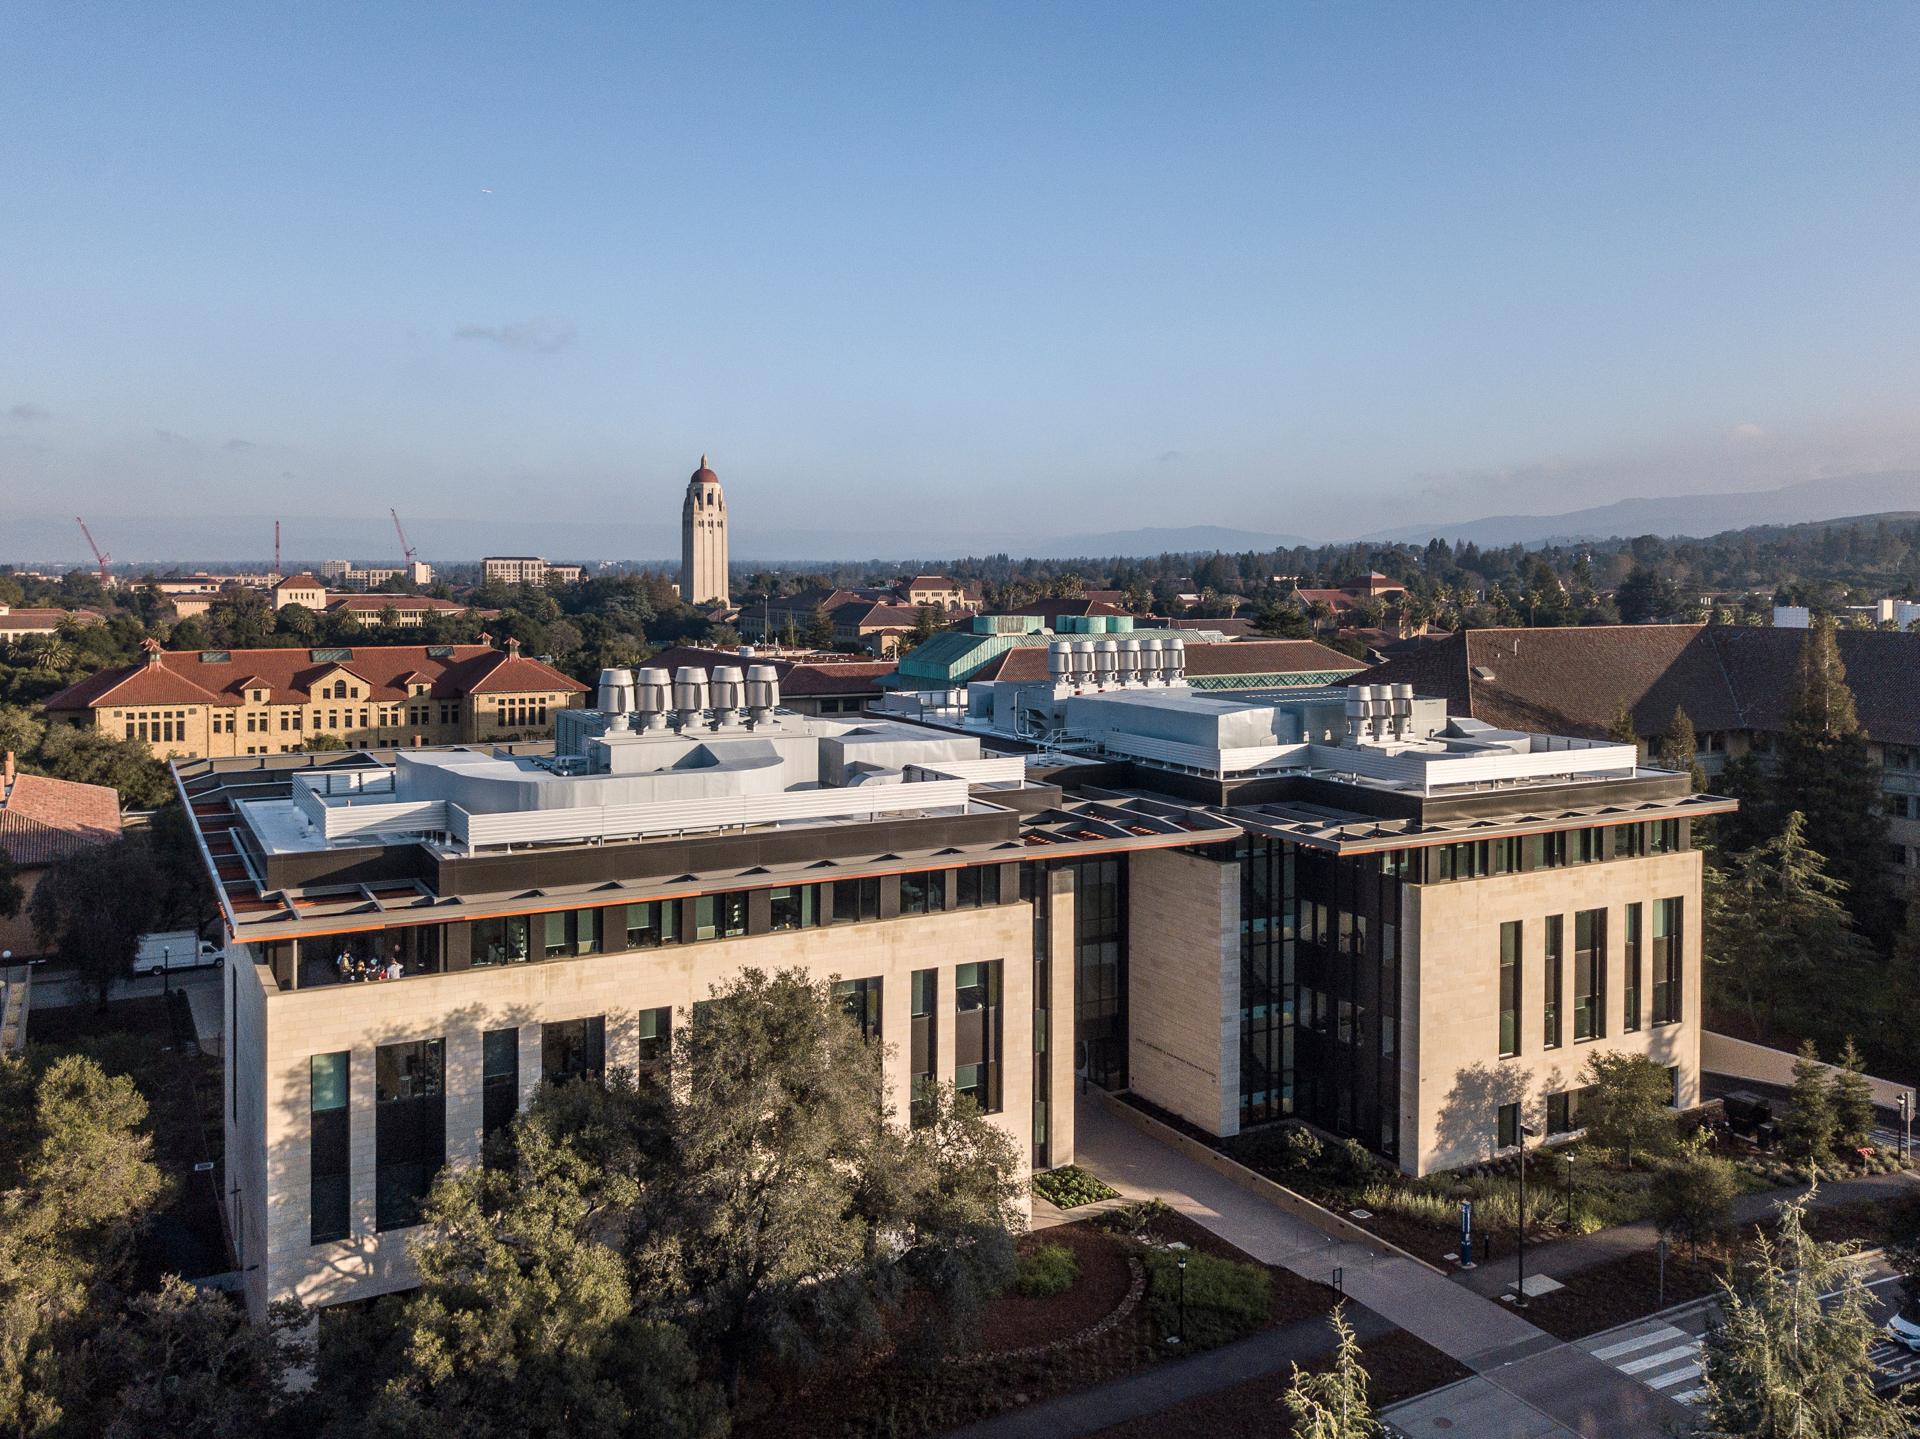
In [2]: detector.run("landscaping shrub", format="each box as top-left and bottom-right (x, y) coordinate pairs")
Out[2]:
(1096, 1197), (1173, 1240)
(1144, 1248), (1272, 1348)
(1014, 1243), (1080, 1298)
(1031, 1165), (1118, 1209)
(1283, 1124), (1325, 1170)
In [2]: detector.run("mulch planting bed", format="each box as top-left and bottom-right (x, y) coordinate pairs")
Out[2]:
(1514, 1242), (1728, 1341)
(976, 1221), (1139, 1353)
(735, 1210), (1344, 1439)
(1088, 1326), (1471, 1439)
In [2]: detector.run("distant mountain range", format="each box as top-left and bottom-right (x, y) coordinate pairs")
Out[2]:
(5, 472), (1917, 567)
(1358, 471), (1920, 548)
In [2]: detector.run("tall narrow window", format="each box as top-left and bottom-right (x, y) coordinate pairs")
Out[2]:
(910, 968), (937, 1127)
(1651, 897), (1682, 1025)
(636, 1007), (671, 1081)
(833, 977), (883, 1042)
(1498, 921), (1521, 1059)
(1623, 903), (1643, 1032)
(310, 1051), (350, 1244)
(542, 1016), (606, 1084)
(1497, 1101), (1519, 1151)
(1573, 908), (1605, 1041)
(481, 1028), (519, 1165)
(954, 961), (1002, 1114)
(374, 1039), (445, 1232)
(1543, 915), (1564, 1049)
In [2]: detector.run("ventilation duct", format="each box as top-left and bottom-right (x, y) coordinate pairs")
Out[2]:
(671, 667), (710, 729)
(633, 668), (671, 731)
(744, 664), (781, 724)
(710, 665), (745, 726)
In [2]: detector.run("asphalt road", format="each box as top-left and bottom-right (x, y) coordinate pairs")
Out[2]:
(24, 960), (223, 1016)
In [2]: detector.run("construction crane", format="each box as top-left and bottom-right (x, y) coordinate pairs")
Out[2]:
(274, 520), (282, 581)
(75, 517), (112, 587)
(390, 508), (417, 567)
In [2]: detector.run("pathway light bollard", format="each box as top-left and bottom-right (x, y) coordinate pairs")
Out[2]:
(1901, 1091), (1913, 1165)
(1657, 1236), (1668, 1308)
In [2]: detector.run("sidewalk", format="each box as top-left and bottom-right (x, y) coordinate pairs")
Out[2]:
(1454, 1165), (1920, 1301)
(1067, 1098), (1695, 1439)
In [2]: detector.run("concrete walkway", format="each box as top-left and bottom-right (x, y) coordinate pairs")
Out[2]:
(1454, 1165), (1920, 1301)
(1067, 1099), (1696, 1439)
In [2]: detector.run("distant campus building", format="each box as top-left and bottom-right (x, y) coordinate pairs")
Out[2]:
(43, 640), (586, 758)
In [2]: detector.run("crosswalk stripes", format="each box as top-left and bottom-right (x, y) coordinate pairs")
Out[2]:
(1586, 1318), (1920, 1407)
(1582, 1321), (1707, 1406)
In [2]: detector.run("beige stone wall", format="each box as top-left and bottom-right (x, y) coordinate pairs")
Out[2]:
(226, 955), (273, 1318)
(245, 902), (1033, 1311)
(1126, 847), (1240, 1137)
(1402, 850), (1703, 1176)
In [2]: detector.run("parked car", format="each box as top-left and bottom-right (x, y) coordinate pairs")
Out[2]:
(133, 930), (224, 977)
(1890, 1296), (1920, 1353)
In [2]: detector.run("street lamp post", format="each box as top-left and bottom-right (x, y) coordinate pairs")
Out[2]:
(1169, 1253), (1188, 1345)
(1515, 1122), (1539, 1306)
(1901, 1091), (1913, 1165)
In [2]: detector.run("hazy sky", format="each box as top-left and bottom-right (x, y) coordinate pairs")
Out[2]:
(4, 1), (1919, 551)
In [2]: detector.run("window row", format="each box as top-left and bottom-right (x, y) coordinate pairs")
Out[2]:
(467, 867), (1012, 970)
(1497, 898), (1682, 1061)
(307, 964), (1008, 1245)
(1398, 820), (1685, 884)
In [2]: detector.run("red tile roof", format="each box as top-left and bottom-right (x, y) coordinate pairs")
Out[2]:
(0, 771), (122, 867)
(1363, 623), (1920, 745)
(832, 601), (921, 629)
(0, 607), (104, 633)
(42, 643), (585, 712)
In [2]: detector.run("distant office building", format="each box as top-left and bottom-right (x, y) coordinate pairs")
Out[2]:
(324, 595), (489, 630)
(679, 455), (730, 608)
(43, 639), (586, 759)
(0, 605), (104, 642)
(272, 574), (329, 611)
(319, 560), (436, 591)
(481, 557), (585, 588)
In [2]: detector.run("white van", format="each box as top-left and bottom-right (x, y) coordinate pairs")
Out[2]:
(133, 930), (225, 977)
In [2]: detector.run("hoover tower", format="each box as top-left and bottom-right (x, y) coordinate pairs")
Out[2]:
(679, 454), (730, 607)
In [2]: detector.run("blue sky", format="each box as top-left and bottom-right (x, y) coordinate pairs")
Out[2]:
(4, 1), (1918, 556)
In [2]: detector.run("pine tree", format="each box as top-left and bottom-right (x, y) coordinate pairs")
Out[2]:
(1776, 617), (1899, 944)
(1828, 1036), (1876, 1153)
(1703, 812), (1868, 1041)
(1656, 705), (1707, 791)
(1697, 1193), (1914, 1438)
(1605, 702), (1639, 749)
(1781, 1039), (1837, 1165)
(1282, 1303), (1383, 1438)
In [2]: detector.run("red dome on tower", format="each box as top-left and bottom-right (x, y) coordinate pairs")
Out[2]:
(690, 453), (719, 485)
